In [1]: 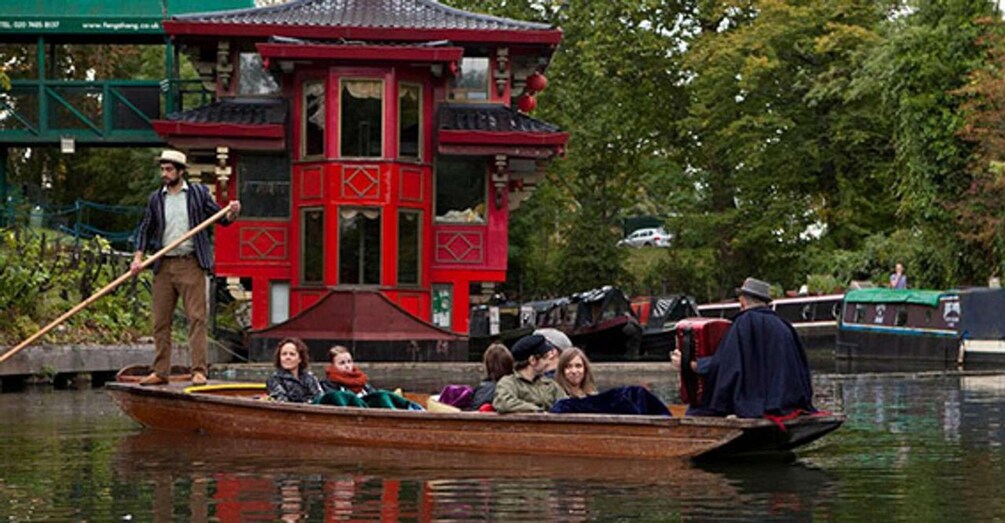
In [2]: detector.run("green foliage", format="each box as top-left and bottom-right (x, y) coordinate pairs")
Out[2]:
(0, 228), (151, 345)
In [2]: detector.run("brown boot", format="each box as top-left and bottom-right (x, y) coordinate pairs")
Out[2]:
(139, 373), (168, 386)
(191, 372), (207, 386)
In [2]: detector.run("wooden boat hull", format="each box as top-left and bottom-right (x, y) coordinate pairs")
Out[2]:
(106, 382), (844, 461)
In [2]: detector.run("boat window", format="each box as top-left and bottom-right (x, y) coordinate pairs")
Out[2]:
(340, 79), (384, 158)
(301, 79), (326, 158)
(925, 309), (933, 325)
(398, 82), (422, 160)
(300, 208), (324, 286)
(435, 155), (486, 223)
(853, 304), (867, 323)
(397, 209), (421, 286)
(449, 57), (490, 102)
(237, 153), (290, 218)
(238, 53), (280, 96)
(895, 307), (908, 327)
(339, 207), (382, 285)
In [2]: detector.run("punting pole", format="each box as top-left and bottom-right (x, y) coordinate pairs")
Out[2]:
(0, 206), (233, 365)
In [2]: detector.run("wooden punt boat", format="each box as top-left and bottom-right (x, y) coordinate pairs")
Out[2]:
(105, 381), (844, 461)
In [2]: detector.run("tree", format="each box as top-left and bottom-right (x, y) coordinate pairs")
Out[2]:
(861, 0), (999, 286)
(678, 0), (894, 296)
(954, 16), (1005, 280)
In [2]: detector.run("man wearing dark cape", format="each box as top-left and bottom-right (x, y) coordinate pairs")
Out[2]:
(672, 277), (815, 418)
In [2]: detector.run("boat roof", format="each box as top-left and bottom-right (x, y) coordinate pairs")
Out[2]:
(844, 288), (954, 308)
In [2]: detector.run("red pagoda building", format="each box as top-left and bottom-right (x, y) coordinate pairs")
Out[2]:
(152, 0), (568, 360)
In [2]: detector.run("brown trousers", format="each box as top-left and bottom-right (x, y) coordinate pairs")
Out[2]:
(151, 256), (208, 377)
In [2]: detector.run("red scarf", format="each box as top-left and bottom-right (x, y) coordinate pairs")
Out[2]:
(326, 366), (370, 393)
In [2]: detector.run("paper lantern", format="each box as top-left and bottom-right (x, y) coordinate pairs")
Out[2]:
(526, 72), (548, 92)
(517, 94), (537, 113)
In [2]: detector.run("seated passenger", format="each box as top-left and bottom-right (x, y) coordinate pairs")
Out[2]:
(493, 335), (567, 413)
(321, 345), (375, 396)
(468, 342), (515, 411)
(670, 277), (815, 418)
(554, 347), (597, 398)
(317, 346), (422, 410)
(533, 328), (571, 378)
(266, 337), (323, 403)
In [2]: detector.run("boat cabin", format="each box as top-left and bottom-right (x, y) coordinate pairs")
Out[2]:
(153, 0), (568, 360)
(836, 288), (960, 366)
(838, 287), (1005, 367)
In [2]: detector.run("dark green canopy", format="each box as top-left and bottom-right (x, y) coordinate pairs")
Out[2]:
(844, 288), (952, 308)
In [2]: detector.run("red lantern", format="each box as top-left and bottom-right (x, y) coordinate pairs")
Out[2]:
(526, 72), (548, 93)
(517, 93), (537, 113)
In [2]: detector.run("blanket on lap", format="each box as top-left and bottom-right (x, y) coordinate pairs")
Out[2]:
(315, 389), (424, 410)
(549, 386), (671, 416)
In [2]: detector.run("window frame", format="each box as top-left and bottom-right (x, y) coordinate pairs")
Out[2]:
(235, 152), (291, 220)
(338, 77), (386, 159)
(299, 77), (327, 160)
(448, 56), (492, 103)
(237, 52), (282, 97)
(434, 155), (488, 225)
(397, 209), (422, 287)
(397, 81), (423, 162)
(337, 206), (383, 287)
(300, 207), (325, 287)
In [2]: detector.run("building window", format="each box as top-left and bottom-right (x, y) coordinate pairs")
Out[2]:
(301, 80), (325, 158)
(301, 208), (324, 285)
(339, 207), (381, 285)
(449, 57), (490, 102)
(399, 83), (421, 160)
(340, 79), (383, 158)
(398, 210), (421, 286)
(269, 281), (290, 325)
(238, 53), (280, 96)
(238, 153), (290, 218)
(436, 156), (486, 223)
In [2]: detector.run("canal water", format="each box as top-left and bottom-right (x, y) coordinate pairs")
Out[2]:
(4, 364), (1005, 521)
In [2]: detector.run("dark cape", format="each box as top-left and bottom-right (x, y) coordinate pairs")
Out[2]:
(688, 306), (814, 418)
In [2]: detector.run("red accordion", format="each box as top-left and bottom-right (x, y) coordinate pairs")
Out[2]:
(675, 317), (731, 406)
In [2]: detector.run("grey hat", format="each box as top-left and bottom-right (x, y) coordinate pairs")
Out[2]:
(737, 277), (772, 302)
(533, 328), (572, 350)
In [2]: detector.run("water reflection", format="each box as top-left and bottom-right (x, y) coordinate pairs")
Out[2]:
(108, 429), (843, 521)
(114, 430), (764, 521)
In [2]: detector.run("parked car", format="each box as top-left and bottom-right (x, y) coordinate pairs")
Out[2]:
(617, 227), (671, 248)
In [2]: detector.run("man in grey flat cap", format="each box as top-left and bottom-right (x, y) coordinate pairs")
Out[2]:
(671, 277), (815, 418)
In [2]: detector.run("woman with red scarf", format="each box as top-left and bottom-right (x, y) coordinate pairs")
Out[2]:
(321, 346), (376, 396)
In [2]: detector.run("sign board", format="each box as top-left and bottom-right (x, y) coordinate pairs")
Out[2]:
(0, 1), (252, 35)
(432, 284), (452, 329)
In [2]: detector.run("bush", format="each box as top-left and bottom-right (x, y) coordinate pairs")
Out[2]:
(0, 228), (151, 345)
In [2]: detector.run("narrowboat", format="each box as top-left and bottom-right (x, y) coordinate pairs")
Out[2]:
(106, 381), (844, 461)
(698, 293), (844, 349)
(467, 303), (534, 360)
(837, 287), (1005, 367)
(533, 286), (643, 361)
(836, 288), (959, 366)
(631, 294), (700, 359)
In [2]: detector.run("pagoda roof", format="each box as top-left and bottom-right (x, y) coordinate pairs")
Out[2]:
(438, 104), (568, 156)
(164, 0), (562, 45)
(440, 103), (560, 134)
(167, 98), (287, 125)
(151, 98), (287, 150)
